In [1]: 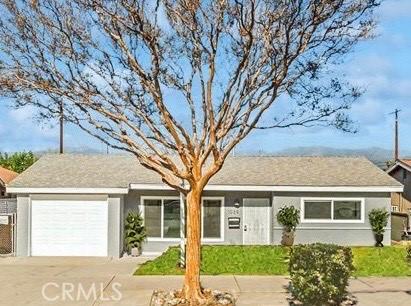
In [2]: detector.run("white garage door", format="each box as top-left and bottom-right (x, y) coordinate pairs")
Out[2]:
(31, 200), (108, 256)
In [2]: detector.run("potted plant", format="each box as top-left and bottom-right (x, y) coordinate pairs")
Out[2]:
(368, 208), (389, 247)
(276, 206), (300, 246)
(124, 211), (146, 256)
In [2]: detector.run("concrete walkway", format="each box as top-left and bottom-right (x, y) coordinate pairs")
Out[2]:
(1, 257), (410, 305)
(97, 275), (411, 306)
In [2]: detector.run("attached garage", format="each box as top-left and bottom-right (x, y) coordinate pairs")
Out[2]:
(31, 200), (108, 256)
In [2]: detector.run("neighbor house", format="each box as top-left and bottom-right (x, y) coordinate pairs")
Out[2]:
(0, 166), (18, 198)
(387, 159), (411, 214)
(7, 154), (402, 257)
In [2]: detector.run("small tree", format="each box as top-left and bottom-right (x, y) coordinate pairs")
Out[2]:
(277, 206), (300, 232)
(369, 208), (389, 235)
(0, 0), (379, 302)
(124, 211), (146, 254)
(368, 208), (389, 247)
(277, 206), (300, 246)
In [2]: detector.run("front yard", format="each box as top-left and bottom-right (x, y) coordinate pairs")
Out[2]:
(135, 245), (411, 277)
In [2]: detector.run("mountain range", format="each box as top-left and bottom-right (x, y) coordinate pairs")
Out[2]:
(25, 145), (411, 170)
(237, 146), (411, 169)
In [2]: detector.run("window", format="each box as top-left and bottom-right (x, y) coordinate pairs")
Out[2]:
(142, 197), (180, 239)
(302, 198), (364, 223)
(163, 199), (181, 238)
(333, 201), (361, 220)
(391, 205), (399, 212)
(304, 201), (332, 220)
(142, 196), (223, 241)
(144, 199), (162, 237)
(202, 198), (222, 239)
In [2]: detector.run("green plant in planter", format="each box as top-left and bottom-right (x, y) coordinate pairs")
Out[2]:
(124, 211), (146, 255)
(276, 206), (300, 246)
(368, 208), (389, 247)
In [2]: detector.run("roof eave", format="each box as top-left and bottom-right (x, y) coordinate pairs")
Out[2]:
(129, 183), (403, 193)
(387, 161), (411, 174)
(6, 187), (129, 194)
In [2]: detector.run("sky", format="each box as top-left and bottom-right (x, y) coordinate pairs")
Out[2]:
(0, 0), (410, 155)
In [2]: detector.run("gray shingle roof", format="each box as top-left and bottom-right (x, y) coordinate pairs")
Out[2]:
(9, 154), (402, 189)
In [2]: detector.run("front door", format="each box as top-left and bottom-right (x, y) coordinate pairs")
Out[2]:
(243, 198), (270, 245)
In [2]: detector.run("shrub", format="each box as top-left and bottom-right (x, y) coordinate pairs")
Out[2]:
(368, 208), (389, 235)
(276, 206), (300, 232)
(289, 243), (354, 306)
(124, 211), (146, 253)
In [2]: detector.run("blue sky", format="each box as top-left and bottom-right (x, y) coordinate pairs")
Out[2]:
(0, 0), (410, 154)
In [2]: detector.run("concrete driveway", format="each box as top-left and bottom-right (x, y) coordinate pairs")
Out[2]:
(0, 256), (151, 305)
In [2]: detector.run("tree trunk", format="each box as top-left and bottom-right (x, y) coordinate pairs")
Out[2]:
(183, 186), (205, 303)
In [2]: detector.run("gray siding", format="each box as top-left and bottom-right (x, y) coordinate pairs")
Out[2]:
(16, 195), (30, 256)
(272, 192), (391, 246)
(16, 190), (392, 257)
(125, 190), (391, 254)
(125, 190), (272, 254)
(108, 195), (124, 257)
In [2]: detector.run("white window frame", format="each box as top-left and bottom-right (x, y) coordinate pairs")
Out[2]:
(141, 196), (180, 242)
(301, 197), (365, 224)
(201, 196), (225, 243)
(140, 196), (224, 242)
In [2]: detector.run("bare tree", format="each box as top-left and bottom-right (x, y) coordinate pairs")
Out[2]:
(0, 0), (378, 303)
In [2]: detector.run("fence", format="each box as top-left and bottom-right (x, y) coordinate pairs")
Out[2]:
(0, 199), (17, 256)
(391, 212), (409, 241)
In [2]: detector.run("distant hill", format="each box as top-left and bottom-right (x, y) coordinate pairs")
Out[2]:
(33, 144), (129, 156)
(35, 146), (106, 155)
(238, 146), (411, 169)
(7, 145), (411, 171)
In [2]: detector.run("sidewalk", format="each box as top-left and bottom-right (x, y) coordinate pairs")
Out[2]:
(2, 256), (409, 305)
(97, 275), (411, 306)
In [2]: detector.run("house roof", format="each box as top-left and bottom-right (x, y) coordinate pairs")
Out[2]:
(387, 159), (411, 174)
(8, 154), (402, 192)
(0, 166), (18, 186)
(401, 159), (411, 167)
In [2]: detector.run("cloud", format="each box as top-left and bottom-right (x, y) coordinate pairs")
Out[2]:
(351, 99), (385, 126)
(347, 54), (392, 77)
(377, 0), (411, 21)
(7, 105), (58, 138)
(0, 104), (60, 151)
(378, 31), (410, 48)
(8, 105), (37, 123)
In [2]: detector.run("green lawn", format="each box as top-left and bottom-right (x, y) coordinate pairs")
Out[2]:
(135, 245), (411, 277)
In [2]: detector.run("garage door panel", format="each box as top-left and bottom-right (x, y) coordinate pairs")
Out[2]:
(31, 200), (108, 256)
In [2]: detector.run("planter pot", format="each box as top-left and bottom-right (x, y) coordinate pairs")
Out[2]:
(131, 247), (141, 257)
(281, 230), (295, 246)
(374, 233), (384, 247)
